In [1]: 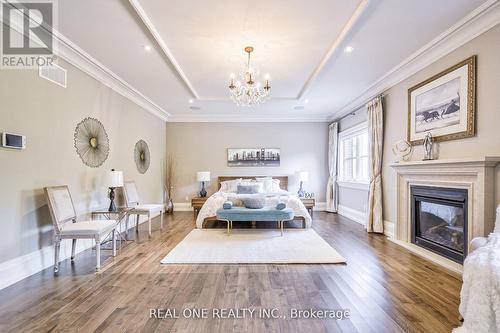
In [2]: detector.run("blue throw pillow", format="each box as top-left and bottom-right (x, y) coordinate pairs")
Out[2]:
(243, 195), (265, 209)
(276, 202), (286, 210)
(223, 201), (233, 209)
(237, 184), (262, 194)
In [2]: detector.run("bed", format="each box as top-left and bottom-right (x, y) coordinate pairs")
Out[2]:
(195, 176), (312, 229)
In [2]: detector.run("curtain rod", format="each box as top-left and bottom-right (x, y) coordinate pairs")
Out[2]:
(333, 93), (385, 122)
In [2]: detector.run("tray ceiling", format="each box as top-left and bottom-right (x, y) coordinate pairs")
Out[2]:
(57, 0), (490, 121)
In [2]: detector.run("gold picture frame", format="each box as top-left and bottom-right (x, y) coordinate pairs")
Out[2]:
(407, 55), (476, 145)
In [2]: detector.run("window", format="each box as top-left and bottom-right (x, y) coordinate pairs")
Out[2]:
(338, 123), (369, 184)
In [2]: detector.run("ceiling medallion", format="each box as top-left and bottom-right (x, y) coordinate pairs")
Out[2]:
(228, 46), (271, 106)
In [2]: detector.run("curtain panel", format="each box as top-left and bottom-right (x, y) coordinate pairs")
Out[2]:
(366, 97), (384, 233)
(326, 122), (339, 213)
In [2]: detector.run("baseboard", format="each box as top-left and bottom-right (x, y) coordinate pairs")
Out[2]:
(313, 202), (326, 211)
(174, 203), (194, 211)
(384, 220), (395, 238)
(0, 212), (161, 291)
(338, 205), (366, 225)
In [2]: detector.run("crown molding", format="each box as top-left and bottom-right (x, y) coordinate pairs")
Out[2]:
(0, 3), (169, 122)
(128, 0), (200, 100)
(167, 113), (330, 123)
(54, 32), (170, 121)
(296, 0), (369, 100)
(331, 0), (500, 121)
(128, 0), (369, 102)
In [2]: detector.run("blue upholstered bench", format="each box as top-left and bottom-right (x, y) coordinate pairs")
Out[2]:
(216, 207), (295, 236)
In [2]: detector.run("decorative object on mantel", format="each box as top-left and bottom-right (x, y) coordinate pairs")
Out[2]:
(228, 46), (271, 106)
(422, 132), (435, 160)
(104, 169), (123, 212)
(74, 117), (110, 168)
(197, 171), (210, 198)
(391, 139), (413, 162)
(134, 140), (150, 174)
(165, 154), (176, 214)
(297, 171), (309, 197)
(227, 148), (280, 167)
(407, 55), (476, 145)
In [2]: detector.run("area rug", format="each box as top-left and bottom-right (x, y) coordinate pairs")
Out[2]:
(161, 229), (346, 264)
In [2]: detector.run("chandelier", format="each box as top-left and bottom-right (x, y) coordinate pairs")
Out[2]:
(228, 46), (271, 106)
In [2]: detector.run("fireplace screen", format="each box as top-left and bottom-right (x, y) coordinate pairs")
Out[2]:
(411, 186), (468, 263)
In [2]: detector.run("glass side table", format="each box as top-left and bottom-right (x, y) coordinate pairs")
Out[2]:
(92, 207), (135, 249)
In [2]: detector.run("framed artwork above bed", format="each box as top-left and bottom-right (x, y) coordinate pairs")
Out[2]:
(227, 148), (280, 167)
(407, 55), (476, 145)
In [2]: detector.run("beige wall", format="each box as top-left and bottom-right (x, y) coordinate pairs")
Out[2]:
(165, 122), (328, 203)
(382, 24), (500, 226)
(0, 59), (166, 264)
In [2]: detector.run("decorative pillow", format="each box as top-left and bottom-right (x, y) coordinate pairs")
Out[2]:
(219, 179), (242, 192)
(223, 201), (233, 209)
(237, 183), (263, 194)
(276, 202), (286, 210)
(270, 179), (282, 192)
(243, 195), (266, 209)
(256, 177), (273, 193)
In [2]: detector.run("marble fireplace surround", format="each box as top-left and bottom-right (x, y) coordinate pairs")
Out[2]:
(390, 157), (500, 273)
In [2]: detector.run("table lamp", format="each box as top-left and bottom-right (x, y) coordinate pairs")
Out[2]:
(197, 171), (210, 197)
(297, 171), (309, 197)
(105, 169), (123, 212)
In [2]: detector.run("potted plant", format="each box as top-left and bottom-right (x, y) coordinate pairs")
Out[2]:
(165, 154), (176, 214)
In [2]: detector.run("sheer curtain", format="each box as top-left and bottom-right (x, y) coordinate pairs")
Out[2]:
(326, 122), (339, 213)
(366, 97), (384, 233)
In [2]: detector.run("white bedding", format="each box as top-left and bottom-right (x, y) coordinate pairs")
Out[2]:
(195, 191), (312, 229)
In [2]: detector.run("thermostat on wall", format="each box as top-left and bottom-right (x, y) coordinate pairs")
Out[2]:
(2, 132), (26, 150)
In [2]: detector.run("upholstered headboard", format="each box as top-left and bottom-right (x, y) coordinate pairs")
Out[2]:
(218, 176), (288, 191)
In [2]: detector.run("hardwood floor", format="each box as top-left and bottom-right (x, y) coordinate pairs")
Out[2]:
(0, 212), (462, 333)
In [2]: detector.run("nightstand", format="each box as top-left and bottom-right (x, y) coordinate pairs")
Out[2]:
(300, 198), (315, 218)
(191, 197), (208, 216)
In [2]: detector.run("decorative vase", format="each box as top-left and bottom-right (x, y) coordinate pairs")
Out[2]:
(165, 198), (174, 214)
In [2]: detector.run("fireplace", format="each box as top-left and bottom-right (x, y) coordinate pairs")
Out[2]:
(411, 186), (468, 263)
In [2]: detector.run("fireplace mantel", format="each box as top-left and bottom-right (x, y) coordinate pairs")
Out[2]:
(390, 156), (500, 273)
(390, 156), (500, 168)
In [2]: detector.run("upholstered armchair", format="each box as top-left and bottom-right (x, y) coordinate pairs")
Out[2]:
(123, 181), (164, 237)
(469, 205), (500, 253)
(44, 186), (118, 272)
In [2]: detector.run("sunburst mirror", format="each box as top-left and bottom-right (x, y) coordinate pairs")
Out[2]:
(74, 117), (110, 168)
(134, 140), (150, 174)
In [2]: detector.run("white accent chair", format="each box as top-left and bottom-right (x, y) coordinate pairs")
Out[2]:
(44, 186), (118, 272)
(469, 205), (500, 253)
(123, 181), (164, 237)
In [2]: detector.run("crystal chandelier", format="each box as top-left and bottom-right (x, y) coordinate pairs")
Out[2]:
(228, 46), (271, 106)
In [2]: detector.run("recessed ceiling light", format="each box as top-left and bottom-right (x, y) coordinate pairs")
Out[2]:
(304, 99), (309, 104)
(344, 46), (354, 53)
(188, 99), (194, 104)
(144, 45), (152, 52)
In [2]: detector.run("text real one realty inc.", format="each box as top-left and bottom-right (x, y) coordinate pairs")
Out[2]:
(150, 308), (350, 320)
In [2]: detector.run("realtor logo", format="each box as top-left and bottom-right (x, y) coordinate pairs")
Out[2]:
(1, 0), (57, 68)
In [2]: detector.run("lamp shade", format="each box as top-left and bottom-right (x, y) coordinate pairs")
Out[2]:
(298, 171), (309, 182)
(105, 170), (123, 188)
(197, 171), (211, 182)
